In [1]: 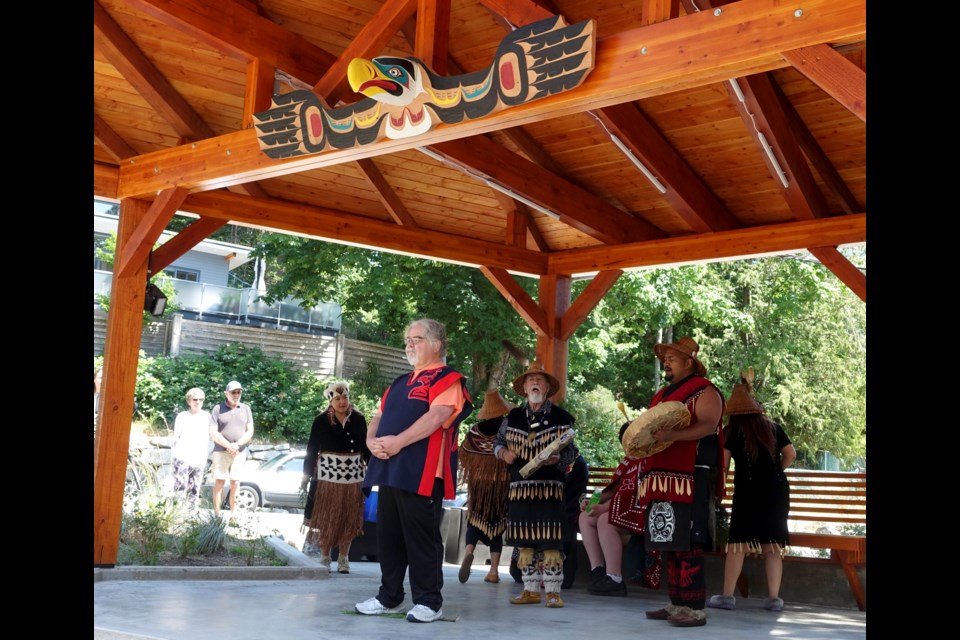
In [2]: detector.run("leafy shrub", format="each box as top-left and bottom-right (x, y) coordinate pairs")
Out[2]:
(195, 512), (228, 554)
(561, 385), (642, 469)
(129, 343), (327, 443)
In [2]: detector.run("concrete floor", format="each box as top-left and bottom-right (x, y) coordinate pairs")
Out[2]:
(95, 544), (866, 640)
(93, 512), (867, 640)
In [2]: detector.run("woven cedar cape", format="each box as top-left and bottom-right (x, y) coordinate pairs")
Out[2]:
(459, 419), (511, 538)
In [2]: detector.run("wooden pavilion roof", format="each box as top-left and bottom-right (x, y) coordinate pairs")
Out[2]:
(93, 0), (867, 299)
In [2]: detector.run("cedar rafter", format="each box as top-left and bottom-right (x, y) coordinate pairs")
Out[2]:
(587, 104), (740, 233)
(733, 73), (829, 219)
(94, 0), (212, 140)
(356, 159), (420, 227)
(782, 44), (866, 123)
(125, 0), (337, 85)
(95, 0), (268, 198)
(428, 137), (664, 243)
(115, 0), (866, 199)
(94, 114), (138, 162)
(313, 0), (418, 106)
(415, 0), (451, 75)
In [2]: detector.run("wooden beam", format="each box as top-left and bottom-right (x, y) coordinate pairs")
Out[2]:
(313, 0), (419, 106)
(504, 200), (527, 248)
(480, 266), (547, 335)
(125, 0), (336, 84)
(242, 59), (276, 129)
(641, 0), (680, 24)
(94, 162), (119, 199)
(114, 187), (189, 278)
(478, 0), (553, 25)
(547, 213), (866, 275)
(94, 0), (213, 141)
(149, 216), (228, 273)
(94, 114), (138, 162)
(429, 137), (664, 243)
(356, 158), (420, 227)
(771, 80), (862, 215)
(559, 270), (623, 341)
(116, 0), (867, 199)
(524, 210), (550, 253)
(415, 0), (451, 75)
(95, 198), (151, 566)
(734, 74), (829, 219)
(536, 274), (571, 402)
(181, 190), (547, 275)
(807, 246), (866, 302)
(500, 127), (567, 176)
(782, 44), (866, 123)
(588, 104), (740, 233)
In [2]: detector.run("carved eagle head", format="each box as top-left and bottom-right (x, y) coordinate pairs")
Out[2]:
(347, 56), (425, 107)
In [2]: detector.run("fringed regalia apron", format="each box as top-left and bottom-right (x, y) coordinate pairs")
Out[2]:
(306, 452), (366, 550)
(459, 419), (509, 539)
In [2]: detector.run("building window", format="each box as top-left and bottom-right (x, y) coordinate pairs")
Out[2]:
(164, 267), (200, 282)
(94, 232), (112, 271)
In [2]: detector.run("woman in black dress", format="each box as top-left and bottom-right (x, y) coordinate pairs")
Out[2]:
(707, 382), (796, 612)
(301, 381), (371, 573)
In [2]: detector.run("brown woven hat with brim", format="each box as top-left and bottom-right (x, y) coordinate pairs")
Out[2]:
(475, 389), (517, 420)
(621, 401), (692, 458)
(653, 336), (707, 377)
(512, 360), (560, 398)
(724, 383), (764, 416)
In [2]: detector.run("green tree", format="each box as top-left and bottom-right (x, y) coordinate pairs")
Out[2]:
(249, 232), (865, 468)
(94, 231), (179, 324)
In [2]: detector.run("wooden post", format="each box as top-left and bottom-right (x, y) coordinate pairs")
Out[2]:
(94, 197), (150, 567)
(535, 274), (571, 403)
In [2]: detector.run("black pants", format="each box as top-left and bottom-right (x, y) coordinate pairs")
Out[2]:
(375, 480), (445, 611)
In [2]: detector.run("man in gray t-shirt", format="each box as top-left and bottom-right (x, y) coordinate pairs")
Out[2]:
(209, 380), (255, 518)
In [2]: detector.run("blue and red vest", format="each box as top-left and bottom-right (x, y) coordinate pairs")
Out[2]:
(363, 365), (473, 498)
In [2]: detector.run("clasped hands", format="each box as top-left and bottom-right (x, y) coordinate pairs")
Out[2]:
(370, 435), (399, 460)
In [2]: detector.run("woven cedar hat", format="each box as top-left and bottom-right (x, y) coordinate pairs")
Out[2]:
(621, 401), (691, 458)
(512, 360), (560, 398)
(475, 389), (517, 420)
(724, 383), (764, 415)
(653, 336), (707, 377)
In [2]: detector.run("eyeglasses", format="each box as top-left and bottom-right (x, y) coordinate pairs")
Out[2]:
(229, 390), (242, 395)
(403, 336), (427, 346)
(189, 397), (205, 402)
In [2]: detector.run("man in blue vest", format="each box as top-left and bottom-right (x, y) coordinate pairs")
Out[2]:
(355, 318), (473, 624)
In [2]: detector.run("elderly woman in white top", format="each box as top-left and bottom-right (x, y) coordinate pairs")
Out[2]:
(172, 387), (215, 510)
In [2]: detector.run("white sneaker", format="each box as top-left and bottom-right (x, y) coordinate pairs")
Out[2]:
(355, 597), (404, 616)
(406, 604), (442, 623)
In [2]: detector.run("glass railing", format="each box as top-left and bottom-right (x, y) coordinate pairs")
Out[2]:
(93, 270), (342, 332)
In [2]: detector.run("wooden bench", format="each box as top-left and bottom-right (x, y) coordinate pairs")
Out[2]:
(586, 466), (867, 611)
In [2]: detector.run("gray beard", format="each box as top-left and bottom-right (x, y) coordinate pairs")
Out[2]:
(527, 391), (544, 405)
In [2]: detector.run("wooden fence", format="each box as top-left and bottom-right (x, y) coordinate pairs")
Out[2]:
(93, 310), (408, 382)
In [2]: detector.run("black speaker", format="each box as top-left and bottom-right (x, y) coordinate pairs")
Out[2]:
(144, 283), (168, 316)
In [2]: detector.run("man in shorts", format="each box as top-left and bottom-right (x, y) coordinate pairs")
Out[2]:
(209, 380), (255, 519)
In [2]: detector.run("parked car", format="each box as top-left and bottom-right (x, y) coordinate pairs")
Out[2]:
(203, 450), (307, 511)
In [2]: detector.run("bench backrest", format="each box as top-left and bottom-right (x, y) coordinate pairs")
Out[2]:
(586, 467), (866, 527)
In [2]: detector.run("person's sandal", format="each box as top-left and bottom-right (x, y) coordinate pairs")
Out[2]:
(707, 594), (736, 610)
(484, 573), (500, 583)
(763, 597), (784, 612)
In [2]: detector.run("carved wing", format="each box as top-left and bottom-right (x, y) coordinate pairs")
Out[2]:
(253, 90), (391, 159)
(419, 15), (597, 125)
(252, 15), (596, 159)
